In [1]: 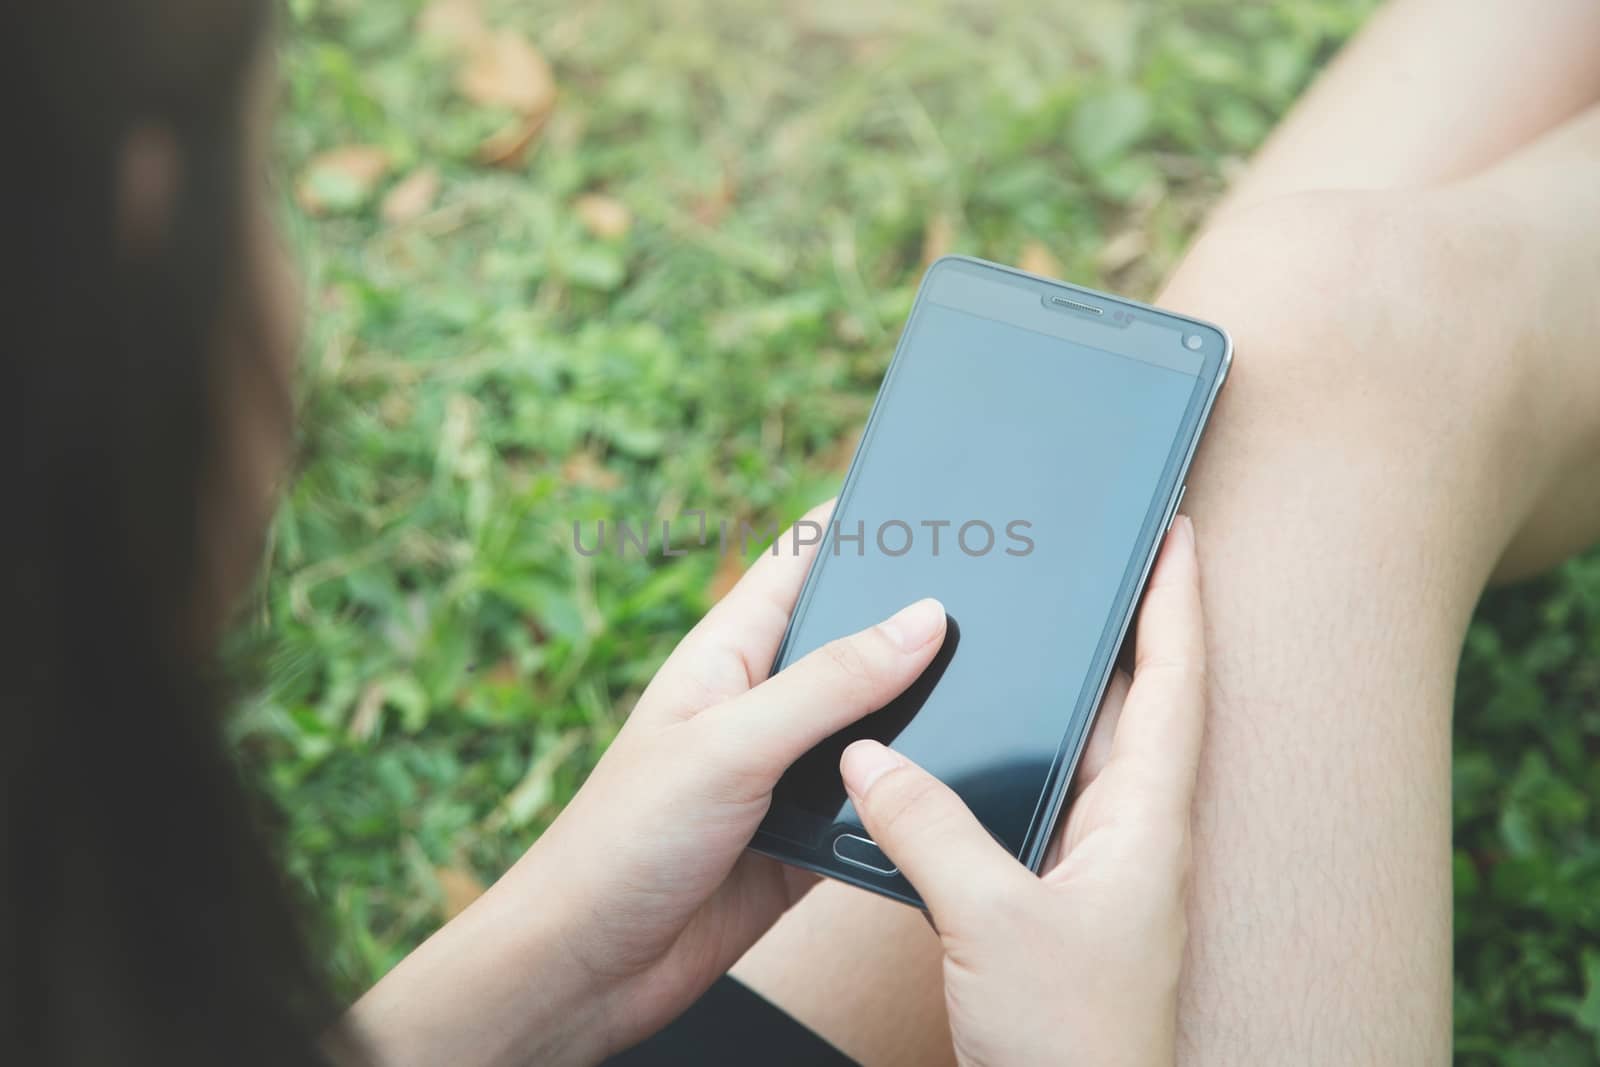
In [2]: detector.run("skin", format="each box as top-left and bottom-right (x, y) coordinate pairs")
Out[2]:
(1165, 103), (1600, 1067)
(346, 509), (1209, 1065)
(841, 515), (1205, 1067)
(733, 2), (1600, 1063)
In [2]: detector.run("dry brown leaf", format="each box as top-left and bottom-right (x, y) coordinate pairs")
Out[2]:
(574, 193), (632, 239)
(560, 448), (623, 490)
(1018, 240), (1063, 279)
(380, 166), (441, 224)
(921, 211), (954, 266)
(1096, 229), (1148, 275)
(690, 158), (738, 227)
(458, 28), (556, 115)
(305, 145), (390, 187)
(483, 658), (521, 686)
(434, 865), (486, 920)
(295, 144), (391, 215)
(418, 0), (488, 51)
(475, 113), (550, 168)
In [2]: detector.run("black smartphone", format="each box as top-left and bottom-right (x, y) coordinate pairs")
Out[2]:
(750, 255), (1231, 907)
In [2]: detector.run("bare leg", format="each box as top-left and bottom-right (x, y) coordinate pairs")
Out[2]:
(1164, 104), (1600, 1062)
(1217, 0), (1600, 217)
(733, 3), (1600, 1063)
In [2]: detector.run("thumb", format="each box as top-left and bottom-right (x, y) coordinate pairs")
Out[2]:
(841, 740), (1031, 920)
(691, 598), (947, 784)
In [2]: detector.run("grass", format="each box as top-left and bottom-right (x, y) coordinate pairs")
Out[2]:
(247, 0), (1600, 1060)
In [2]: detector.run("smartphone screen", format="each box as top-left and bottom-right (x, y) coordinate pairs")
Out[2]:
(754, 256), (1229, 901)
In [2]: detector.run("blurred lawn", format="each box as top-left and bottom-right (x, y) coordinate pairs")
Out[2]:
(244, 0), (1600, 1061)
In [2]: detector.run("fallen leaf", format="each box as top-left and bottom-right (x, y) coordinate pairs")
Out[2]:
(380, 166), (440, 224)
(483, 658), (521, 686)
(690, 156), (738, 227)
(458, 28), (556, 115)
(296, 145), (390, 215)
(921, 211), (954, 265)
(1018, 240), (1063, 279)
(434, 866), (486, 920)
(560, 448), (623, 489)
(475, 113), (550, 168)
(418, 0), (487, 51)
(574, 193), (632, 239)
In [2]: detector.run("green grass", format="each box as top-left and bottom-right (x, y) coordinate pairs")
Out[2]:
(248, 0), (1600, 1060)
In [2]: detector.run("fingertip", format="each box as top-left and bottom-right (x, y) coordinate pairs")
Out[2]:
(878, 597), (946, 652)
(1150, 514), (1199, 589)
(840, 739), (904, 796)
(1174, 513), (1196, 553)
(1130, 512), (1206, 689)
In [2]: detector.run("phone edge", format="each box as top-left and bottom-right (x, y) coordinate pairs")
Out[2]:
(1015, 314), (1233, 875)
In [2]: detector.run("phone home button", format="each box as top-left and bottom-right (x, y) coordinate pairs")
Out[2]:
(833, 833), (898, 876)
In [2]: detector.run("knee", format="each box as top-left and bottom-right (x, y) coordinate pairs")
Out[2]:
(1165, 189), (1529, 455)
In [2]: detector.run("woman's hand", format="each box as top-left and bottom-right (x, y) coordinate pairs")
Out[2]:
(840, 516), (1206, 1067)
(349, 502), (947, 1066)
(522, 513), (948, 1054)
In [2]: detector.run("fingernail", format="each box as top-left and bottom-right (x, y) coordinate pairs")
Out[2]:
(1175, 513), (1196, 551)
(840, 740), (904, 795)
(879, 598), (945, 652)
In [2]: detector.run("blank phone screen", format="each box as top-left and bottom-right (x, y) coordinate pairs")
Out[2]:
(765, 261), (1213, 859)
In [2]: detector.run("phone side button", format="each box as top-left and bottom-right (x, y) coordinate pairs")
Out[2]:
(832, 833), (899, 876)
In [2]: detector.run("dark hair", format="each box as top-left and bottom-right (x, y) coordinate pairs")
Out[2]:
(7, 2), (341, 1062)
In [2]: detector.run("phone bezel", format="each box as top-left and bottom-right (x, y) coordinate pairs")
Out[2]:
(748, 254), (1233, 907)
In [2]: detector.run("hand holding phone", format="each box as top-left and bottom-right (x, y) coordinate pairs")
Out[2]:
(753, 256), (1229, 903)
(840, 518), (1208, 1067)
(351, 504), (951, 1066)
